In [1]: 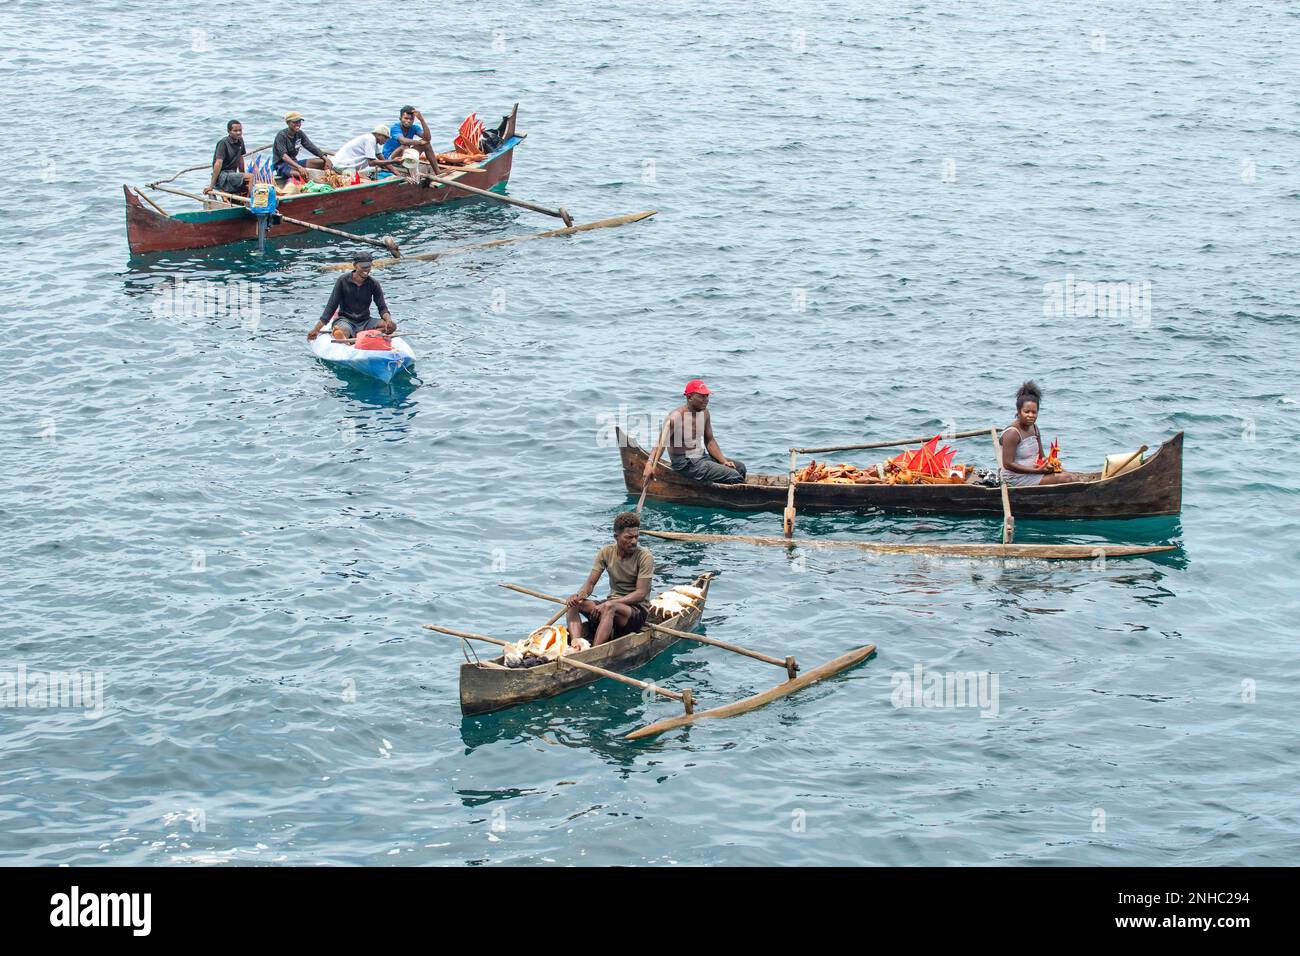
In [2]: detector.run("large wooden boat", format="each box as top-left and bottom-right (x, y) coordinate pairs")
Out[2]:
(617, 428), (1184, 519)
(124, 109), (523, 254)
(459, 573), (713, 717)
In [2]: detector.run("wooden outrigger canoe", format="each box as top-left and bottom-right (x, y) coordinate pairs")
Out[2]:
(617, 428), (1184, 519)
(426, 574), (877, 739)
(454, 573), (714, 717)
(124, 109), (523, 254)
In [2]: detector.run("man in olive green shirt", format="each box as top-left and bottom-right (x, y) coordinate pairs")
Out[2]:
(565, 511), (654, 646)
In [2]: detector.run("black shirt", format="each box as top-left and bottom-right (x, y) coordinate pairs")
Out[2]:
(213, 135), (245, 172)
(273, 127), (324, 165)
(321, 273), (389, 323)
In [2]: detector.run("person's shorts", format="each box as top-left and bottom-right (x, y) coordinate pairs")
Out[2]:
(333, 315), (386, 337)
(582, 601), (648, 638)
(215, 170), (246, 193)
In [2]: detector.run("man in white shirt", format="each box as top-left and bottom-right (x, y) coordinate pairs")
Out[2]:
(330, 125), (406, 179)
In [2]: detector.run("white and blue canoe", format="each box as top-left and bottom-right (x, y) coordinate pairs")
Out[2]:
(309, 333), (416, 384)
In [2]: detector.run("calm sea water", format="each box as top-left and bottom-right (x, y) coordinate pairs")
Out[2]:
(3, 0), (1298, 865)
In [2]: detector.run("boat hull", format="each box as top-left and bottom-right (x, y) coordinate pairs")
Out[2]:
(617, 429), (1184, 519)
(125, 123), (521, 254)
(459, 574), (712, 716)
(309, 335), (415, 383)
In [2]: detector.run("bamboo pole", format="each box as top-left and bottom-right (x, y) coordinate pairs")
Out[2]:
(320, 210), (658, 271)
(422, 623), (693, 712)
(640, 529), (1176, 560)
(498, 583), (792, 675)
(991, 428), (1014, 544)
(794, 428), (993, 455)
(145, 182), (401, 255)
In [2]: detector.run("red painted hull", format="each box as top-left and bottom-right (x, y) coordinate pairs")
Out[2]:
(126, 128), (520, 254)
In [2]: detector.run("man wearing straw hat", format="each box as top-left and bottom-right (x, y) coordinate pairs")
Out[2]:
(330, 125), (407, 179)
(273, 111), (333, 182)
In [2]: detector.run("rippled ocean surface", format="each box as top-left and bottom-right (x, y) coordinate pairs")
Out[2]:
(3, 0), (1298, 865)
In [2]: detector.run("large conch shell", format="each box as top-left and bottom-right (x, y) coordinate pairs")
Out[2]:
(503, 624), (588, 666)
(649, 583), (702, 615)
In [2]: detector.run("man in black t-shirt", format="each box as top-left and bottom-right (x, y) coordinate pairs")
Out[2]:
(205, 120), (252, 196)
(307, 253), (397, 341)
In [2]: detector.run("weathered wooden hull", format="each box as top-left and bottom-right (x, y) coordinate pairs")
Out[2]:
(618, 429), (1183, 519)
(459, 574), (712, 716)
(125, 125), (521, 254)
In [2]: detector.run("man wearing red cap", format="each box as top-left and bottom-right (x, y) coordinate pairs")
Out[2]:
(642, 379), (747, 485)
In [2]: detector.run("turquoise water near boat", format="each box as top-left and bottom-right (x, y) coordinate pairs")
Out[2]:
(3, 0), (1298, 865)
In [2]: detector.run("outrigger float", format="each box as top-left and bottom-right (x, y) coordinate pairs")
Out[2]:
(423, 574), (875, 740)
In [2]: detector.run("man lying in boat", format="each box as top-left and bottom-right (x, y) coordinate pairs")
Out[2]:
(642, 379), (747, 485)
(306, 252), (397, 341)
(330, 125), (407, 180)
(204, 120), (251, 197)
(564, 512), (653, 647)
(380, 106), (442, 177)
(273, 111), (334, 182)
(999, 380), (1083, 486)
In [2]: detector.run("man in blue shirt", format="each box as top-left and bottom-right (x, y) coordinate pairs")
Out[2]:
(381, 106), (441, 176)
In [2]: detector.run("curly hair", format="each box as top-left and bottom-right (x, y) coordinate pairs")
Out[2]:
(1015, 380), (1042, 410)
(613, 511), (641, 534)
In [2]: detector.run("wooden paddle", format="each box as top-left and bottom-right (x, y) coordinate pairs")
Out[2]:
(145, 182), (401, 256)
(990, 428), (1015, 544)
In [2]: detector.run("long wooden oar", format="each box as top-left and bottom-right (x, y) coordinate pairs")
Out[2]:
(497, 583), (794, 675)
(641, 528), (1177, 560)
(990, 428), (1014, 544)
(415, 162), (573, 226)
(146, 183), (400, 256)
(320, 211), (657, 270)
(422, 623), (693, 713)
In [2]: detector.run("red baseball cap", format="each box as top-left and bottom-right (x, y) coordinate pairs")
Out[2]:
(684, 379), (712, 396)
